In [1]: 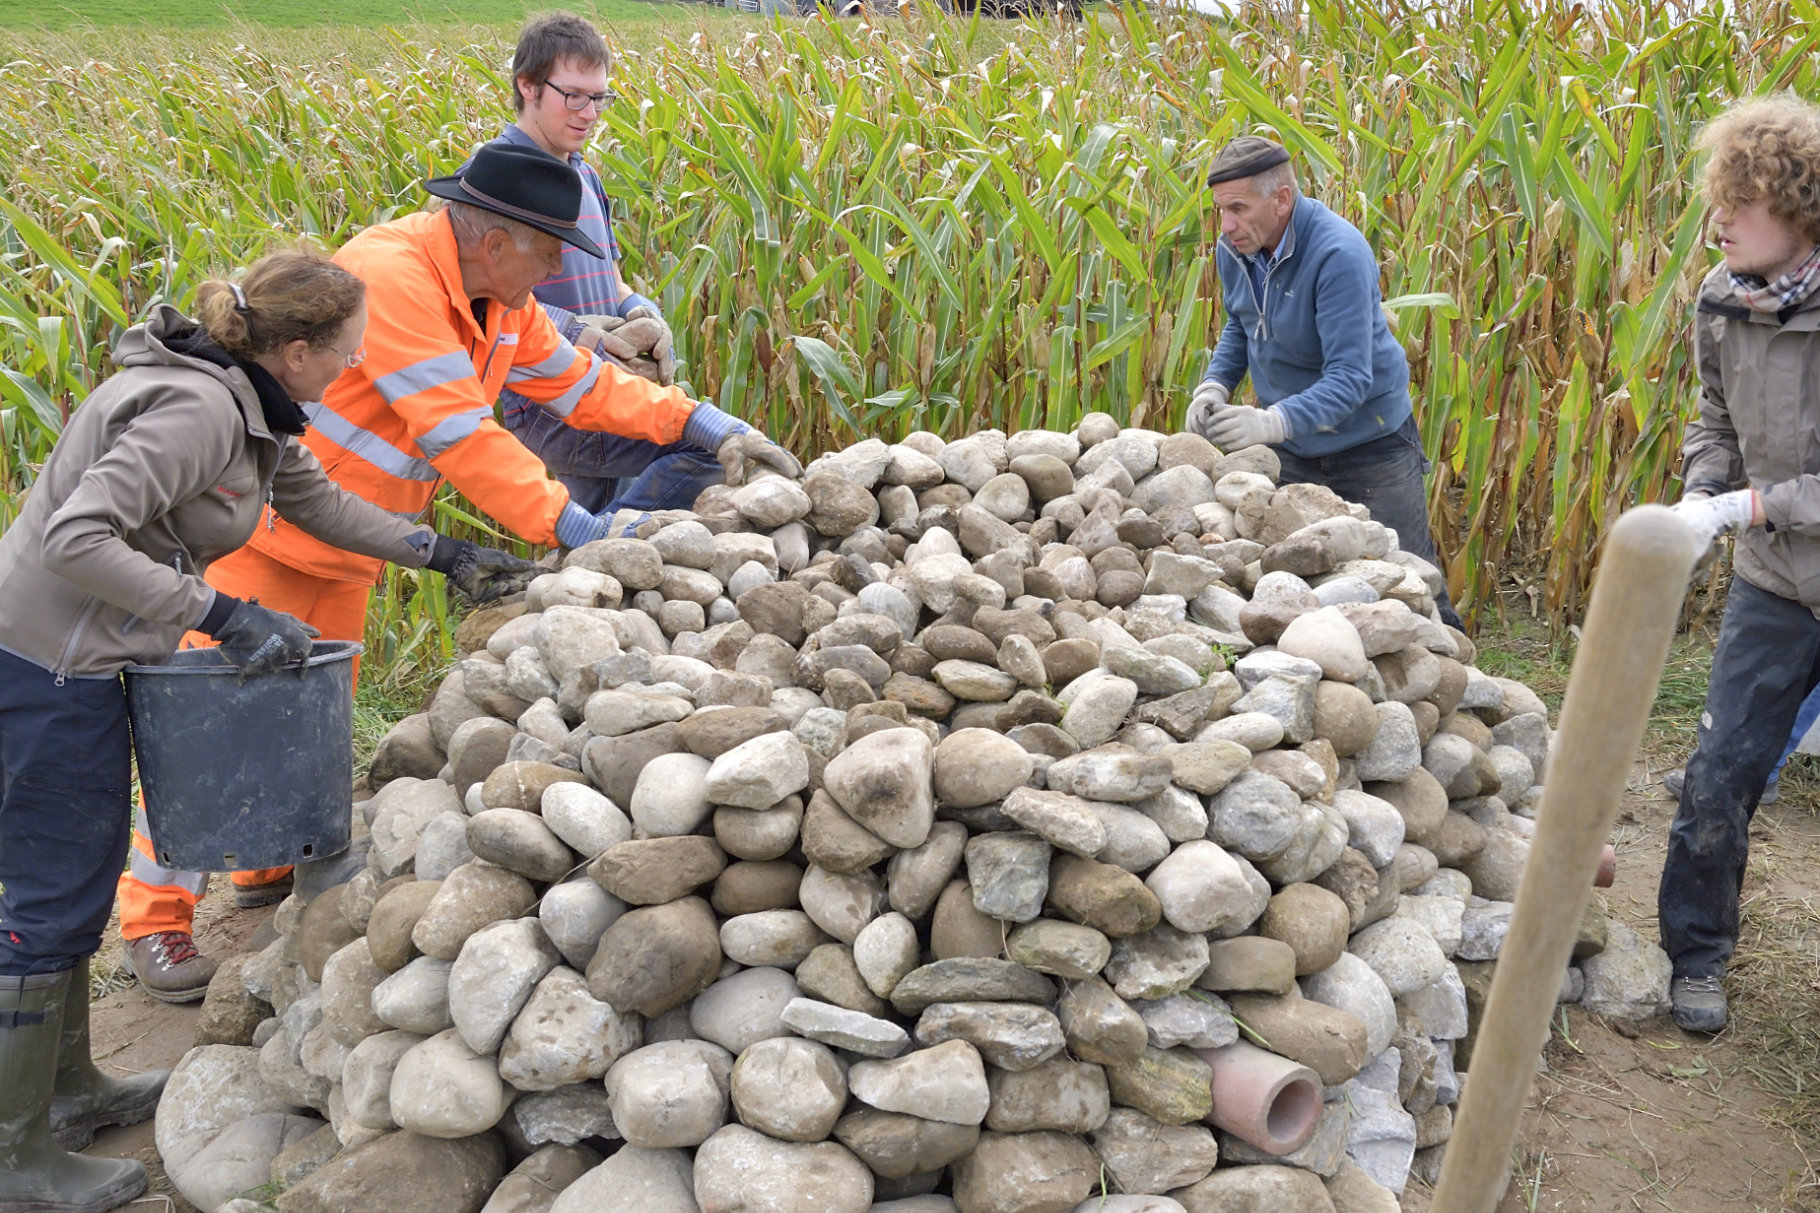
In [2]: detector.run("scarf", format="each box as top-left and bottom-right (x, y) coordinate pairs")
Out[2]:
(165, 327), (310, 436)
(1729, 243), (1820, 315)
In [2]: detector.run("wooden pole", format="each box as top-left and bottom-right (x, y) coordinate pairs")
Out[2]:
(1431, 506), (1700, 1211)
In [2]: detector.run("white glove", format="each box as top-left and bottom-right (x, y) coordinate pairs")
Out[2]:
(1672, 489), (1757, 548)
(1205, 403), (1288, 451)
(1184, 380), (1230, 440)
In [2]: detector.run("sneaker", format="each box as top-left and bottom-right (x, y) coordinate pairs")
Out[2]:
(233, 873), (293, 909)
(1661, 767), (1778, 805)
(1670, 974), (1728, 1033)
(124, 932), (218, 1004)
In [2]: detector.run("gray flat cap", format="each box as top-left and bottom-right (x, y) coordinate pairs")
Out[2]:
(1206, 135), (1292, 186)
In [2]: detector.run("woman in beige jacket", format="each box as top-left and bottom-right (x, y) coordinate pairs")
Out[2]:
(0, 247), (531, 1213)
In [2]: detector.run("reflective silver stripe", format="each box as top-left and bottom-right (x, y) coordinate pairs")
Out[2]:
(129, 809), (209, 894)
(372, 351), (475, 406)
(303, 402), (440, 482)
(416, 405), (492, 460)
(505, 344), (580, 385)
(541, 357), (603, 419)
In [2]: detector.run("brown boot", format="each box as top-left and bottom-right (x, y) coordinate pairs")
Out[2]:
(123, 933), (216, 1005)
(232, 872), (292, 909)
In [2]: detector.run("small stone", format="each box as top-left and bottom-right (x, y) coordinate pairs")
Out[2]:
(833, 1108), (979, 1180)
(606, 1039), (734, 1148)
(389, 1027), (511, 1138)
(545, 1146), (698, 1213)
(824, 727), (937, 848)
(966, 832), (1052, 923)
(1348, 917), (1449, 997)
(984, 1056), (1111, 1133)
(1056, 975), (1149, 1067)
(586, 897), (722, 1017)
(541, 782), (632, 859)
(932, 729), (1038, 808)
(705, 731), (812, 809)
(1103, 1045), (1213, 1124)
(729, 1036), (849, 1142)
(1104, 923), (1210, 1001)
(1198, 936), (1299, 996)
(781, 997), (910, 1058)
(915, 1002), (1067, 1072)
(849, 1039), (990, 1125)
(950, 1131), (1099, 1213)
(1145, 840), (1270, 936)
(889, 959), (1057, 1016)
(498, 966), (641, 1092)
(1579, 921), (1672, 1021)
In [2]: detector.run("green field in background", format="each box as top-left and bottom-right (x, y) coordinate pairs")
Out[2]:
(0, 0), (728, 30)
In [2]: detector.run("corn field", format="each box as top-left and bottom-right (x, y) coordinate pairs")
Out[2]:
(1, 0), (1814, 657)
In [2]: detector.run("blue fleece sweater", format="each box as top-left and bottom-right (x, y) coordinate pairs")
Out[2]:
(1203, 197), (1413, 458)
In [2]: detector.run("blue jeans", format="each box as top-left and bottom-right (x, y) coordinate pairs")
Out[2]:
(1765, 683), (1820, 791)
(0, 649), (134, 976)
(502, 392), (725, 516)
(1659, 577), (1820, 979)
(1272, 416), (1463, 630)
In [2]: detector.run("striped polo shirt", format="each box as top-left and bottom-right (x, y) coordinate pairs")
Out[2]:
(486, 124), (625, 330)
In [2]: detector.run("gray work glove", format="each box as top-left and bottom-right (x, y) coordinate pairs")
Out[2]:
(209, 599), (319, 682)
(1184, 380), (1230, 440)
(620, 304), (677, 386)
(717, 430), (804, 486)
(424, 535), (540, 605)
(1205, 403), (1288, 451)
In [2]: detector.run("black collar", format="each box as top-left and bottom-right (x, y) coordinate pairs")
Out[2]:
(166, 327), (309, 436)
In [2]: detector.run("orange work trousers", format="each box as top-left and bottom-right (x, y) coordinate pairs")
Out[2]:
(116, 545), (371, 941)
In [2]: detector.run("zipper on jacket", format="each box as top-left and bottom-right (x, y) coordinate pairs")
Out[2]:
(52, 597), (104, 686)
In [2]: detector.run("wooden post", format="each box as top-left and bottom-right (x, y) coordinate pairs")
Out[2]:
(1432, 506), (1700, 1211)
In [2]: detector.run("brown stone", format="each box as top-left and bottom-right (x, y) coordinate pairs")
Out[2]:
(931, 879), (1005, 960)
(584, 723), (682, 811)
(801, 789), (896, 874)
(1257, 883), (1351, 977)
(1046, 855), (1162, 938)
(711, 860), (805, 916)
(1228, 992), (1370, 1086)
(585, 896), (722, 1017)
(588, 836), (727, 905)
(298, 884), (359, 984)
(676, 707), (790, 759)
(366, 879), (442, 973)
(480, 762), (590, 813)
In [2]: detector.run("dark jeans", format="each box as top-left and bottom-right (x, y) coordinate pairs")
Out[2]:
(0, 648), (134, 976)
(502, 392), (725, 516)
(1659, 577), (1820, 979)
(1273, 415), (1463, 630)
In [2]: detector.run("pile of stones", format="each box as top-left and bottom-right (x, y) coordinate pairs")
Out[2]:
(157, 417), (1672, 1213)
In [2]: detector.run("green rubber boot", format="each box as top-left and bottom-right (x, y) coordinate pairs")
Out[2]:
(0, 969), (147, 1213)
(49, 960), (169, 1151)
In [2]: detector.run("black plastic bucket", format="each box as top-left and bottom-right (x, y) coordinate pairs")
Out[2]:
(125, 640), (361, 872)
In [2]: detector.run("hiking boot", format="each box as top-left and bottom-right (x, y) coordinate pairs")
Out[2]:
(48, 960), (168, 1152)
(1670, 974), (1729, 1033)
(232, 872), (293, 909)
(1662, 766), (1777, 805)
(0, 969), (148, 1213)
(123, 933), (216, 1004)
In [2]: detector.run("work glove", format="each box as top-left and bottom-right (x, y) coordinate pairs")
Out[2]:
(424, 535), (540, 605)
(1184, 380), (1230, 440)
(717, 430), (804, 486)
(1672, 489), (1758, 551)
(620, 301), (677, 386)
(209, 598), (319, 682)
(1204, 403), (1288, 451)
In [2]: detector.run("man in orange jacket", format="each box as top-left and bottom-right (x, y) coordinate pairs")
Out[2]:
(119, 143), (799, 999)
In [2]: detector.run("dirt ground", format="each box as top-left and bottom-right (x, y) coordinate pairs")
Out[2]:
(80, 771), (1820, 1213)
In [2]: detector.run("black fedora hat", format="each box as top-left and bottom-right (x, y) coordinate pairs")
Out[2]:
(424, 143), (605, 260)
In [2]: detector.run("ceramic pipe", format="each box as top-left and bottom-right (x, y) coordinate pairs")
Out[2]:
(1195, 1039), (1323, 1156)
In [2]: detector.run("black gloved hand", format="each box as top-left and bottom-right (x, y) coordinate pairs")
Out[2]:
(208, 598), (319, 681)
(425, 535), (539, 605)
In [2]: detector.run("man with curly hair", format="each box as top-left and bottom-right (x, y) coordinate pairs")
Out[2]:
(1659, 94), (1820, 1032)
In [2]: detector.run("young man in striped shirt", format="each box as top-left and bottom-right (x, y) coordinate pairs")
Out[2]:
(489, 12), (724, 516)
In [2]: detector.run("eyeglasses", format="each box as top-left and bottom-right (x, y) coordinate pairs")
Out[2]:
(326, 342), (366, 368)
(542, 81), (615, 112)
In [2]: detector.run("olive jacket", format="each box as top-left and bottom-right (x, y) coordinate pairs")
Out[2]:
(0, 306), (432, 678)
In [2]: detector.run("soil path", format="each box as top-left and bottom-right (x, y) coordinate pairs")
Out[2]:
(82, 773), (1818, 1212)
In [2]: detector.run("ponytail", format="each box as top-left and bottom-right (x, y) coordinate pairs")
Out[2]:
(194, 245), (365, 358)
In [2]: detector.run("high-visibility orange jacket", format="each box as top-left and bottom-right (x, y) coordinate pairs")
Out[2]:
(245, 209), (700, 583)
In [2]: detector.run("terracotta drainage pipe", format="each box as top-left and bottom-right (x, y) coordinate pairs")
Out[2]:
(1195, 1040), (1323, 1156)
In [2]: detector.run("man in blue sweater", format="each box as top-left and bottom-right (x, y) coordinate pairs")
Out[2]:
(1186, 136), (1461, 629)
(484, 12), (727, 518)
